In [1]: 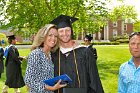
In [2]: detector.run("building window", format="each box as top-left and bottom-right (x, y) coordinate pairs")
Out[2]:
(113, 22), (117, 27)
(113, 29), (117, 36)
(124, 24), (127, 31)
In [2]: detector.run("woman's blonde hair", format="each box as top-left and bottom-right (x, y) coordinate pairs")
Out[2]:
(31, 24), (58, 52)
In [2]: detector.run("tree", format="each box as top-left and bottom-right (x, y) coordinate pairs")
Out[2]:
(0, 0), (109, 39)
(133, 20), (140, 32)
(108, 5), (137, 21)
(0, 33), (7, 45)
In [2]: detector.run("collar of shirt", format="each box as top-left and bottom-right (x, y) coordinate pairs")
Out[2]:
(128, 57), (140, 69)
(9, 44), (15, 48)
(128, 57), (134, 65)
(60, 45), (86, 54)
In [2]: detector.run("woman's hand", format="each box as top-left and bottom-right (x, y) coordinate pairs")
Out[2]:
(45, 79), (67, 91)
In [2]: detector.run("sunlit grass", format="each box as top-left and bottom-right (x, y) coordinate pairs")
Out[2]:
(95, 45), (131, 93)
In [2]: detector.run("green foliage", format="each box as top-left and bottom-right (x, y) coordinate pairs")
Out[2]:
(133, 20), (140, 31)
(0, 33), (6, 38)
(108, 5), (137, 21)
(16, 42), (32, 45)
(0, 0), (109, 38)
(116, 39), (129, 43)
(110, 33), (129, 42)
(93, 42), (120, 45)
(0, 33), (8, 46)
(81, 42), (120, 45)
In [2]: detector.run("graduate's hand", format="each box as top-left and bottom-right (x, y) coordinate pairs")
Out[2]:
(21, 56), (27, 59)
(45, 79), (67, 91)
(20, 56), (27, 61)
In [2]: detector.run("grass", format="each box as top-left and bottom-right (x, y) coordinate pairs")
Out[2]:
(0, 45), (131, 93)
(95, 45), (131, 93)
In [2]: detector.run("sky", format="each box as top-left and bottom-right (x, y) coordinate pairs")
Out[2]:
(107, 0), (140, 19)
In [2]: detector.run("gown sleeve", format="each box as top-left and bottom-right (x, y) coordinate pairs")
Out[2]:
(88, 45), (98, 60)
(9, 47), (22, 63)
(5, 46), (21, 66)
(0, 48), (4, 59)
(85, 48), (104, 93)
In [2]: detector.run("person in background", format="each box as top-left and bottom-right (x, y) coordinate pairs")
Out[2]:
(0, 46), (4, 78)
(2, 35), (25, 93)
(118, 32), (140, 93)
(1, 38), (5, 47)
(51, 14), (104, 93)
(84, 34), (98, 61)
(24, 24), (66, 93)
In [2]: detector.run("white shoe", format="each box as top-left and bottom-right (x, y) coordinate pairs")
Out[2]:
(2, 90), (8, 93)
(15, 92), (21, 93)
(14, 88), (21, 93)
(2, 85), (8, 93)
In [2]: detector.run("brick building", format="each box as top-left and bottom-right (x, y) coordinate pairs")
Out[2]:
(93, 19), (133, 41)
(0, 29), (23, 42)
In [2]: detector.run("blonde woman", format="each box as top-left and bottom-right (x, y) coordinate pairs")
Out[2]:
(24, 24), (66, 93)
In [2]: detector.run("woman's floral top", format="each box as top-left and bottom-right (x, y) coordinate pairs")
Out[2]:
(24, 48), (54, 93)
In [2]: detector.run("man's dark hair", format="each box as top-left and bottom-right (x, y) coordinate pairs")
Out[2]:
(129, 32), (140, 40)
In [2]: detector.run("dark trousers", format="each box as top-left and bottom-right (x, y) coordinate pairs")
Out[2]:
(0, 73), (1, 78)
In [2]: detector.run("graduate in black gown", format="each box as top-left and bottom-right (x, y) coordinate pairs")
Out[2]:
(0, 46), (4, 78)
(2, 35), (25, 93)
(84, 34), (98, 61)
(51, 15), (104, 93)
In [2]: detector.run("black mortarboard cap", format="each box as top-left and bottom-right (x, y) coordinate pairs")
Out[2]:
(50, 15), (78, 39)
(50, 15), (78, 29)
(7, 35), (16, 40)
(84, 34), (93, 41)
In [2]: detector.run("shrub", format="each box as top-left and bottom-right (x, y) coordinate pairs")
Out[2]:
(81, 42), (120, 45)
(0, 33), (8, 46)
(116, 39), (129, 43)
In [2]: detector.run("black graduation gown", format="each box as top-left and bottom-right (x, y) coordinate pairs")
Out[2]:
(52, 47), (104, 93)
(88, 44), (98, 61)
(5, 46), (25, 88)
(0, 48), (4, 74)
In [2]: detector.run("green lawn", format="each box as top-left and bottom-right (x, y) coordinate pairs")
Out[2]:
(0, 45), (131, 93)
(95, 45), (131, 93)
